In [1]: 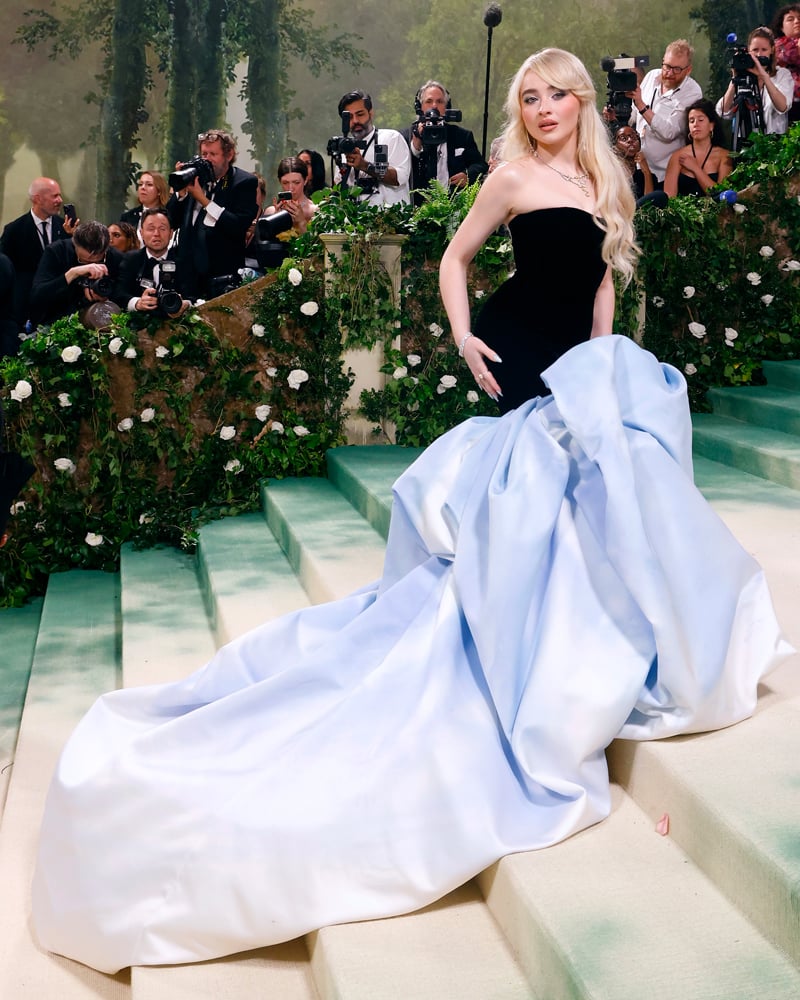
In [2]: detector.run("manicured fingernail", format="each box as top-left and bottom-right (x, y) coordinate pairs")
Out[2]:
(493, 353), (502, 362)
(496, 389), (503, 397)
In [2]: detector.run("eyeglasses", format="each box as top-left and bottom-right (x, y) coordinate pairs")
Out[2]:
(662, 62), (689, 73)
(197, 131), (226, 143)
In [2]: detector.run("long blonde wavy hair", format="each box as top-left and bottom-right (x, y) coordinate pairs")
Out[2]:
(500, 48), (638, 286)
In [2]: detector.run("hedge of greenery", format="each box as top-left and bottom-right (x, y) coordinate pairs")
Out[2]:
(2, 129), (800, 606)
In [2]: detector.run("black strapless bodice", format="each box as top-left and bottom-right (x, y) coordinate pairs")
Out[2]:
(473, 208), (606, 412)
(677, 172), (718, 197)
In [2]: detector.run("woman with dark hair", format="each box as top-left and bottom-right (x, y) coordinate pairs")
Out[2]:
(297, 148), (328, 195)
(120, 172), (170, 230)
(262, 156), (317, 235)
(772, 4), (800, 123)
(663, 99), (732, 197)
(717, 26), (794, 134)
(107, 221), (141, 253)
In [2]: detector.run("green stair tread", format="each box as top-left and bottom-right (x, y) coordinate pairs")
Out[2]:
(327, 444), (423, 538)
(120, 544), (216, 687)
(763, 359), (800, 390)
(0, 599), (43, 762)
(692, 412), (800, 454)
(197, 511), (311, 644)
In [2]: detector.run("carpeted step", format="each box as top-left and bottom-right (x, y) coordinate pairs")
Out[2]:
(196, 511), (311, 646)
(763, 359), (800, 392)
(705, 385), (800, 438)
(261, 477), (387, 604)
(0, 571), (130, 999)
(0, 598), (42, 820)
(326, 444), (423, 539)
(120, 544), (217, 687)
(481, 787), (800, 999)
(691, 412), (800, 491)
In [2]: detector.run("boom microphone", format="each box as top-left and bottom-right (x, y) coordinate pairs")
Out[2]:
(483, 3), (502, 28)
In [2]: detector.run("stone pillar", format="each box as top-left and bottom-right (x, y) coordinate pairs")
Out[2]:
(320, 233), (406, 445)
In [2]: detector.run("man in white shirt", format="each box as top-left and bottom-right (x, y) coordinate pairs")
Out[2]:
(333, 90), (411, 207)
(628, 40), (703, 185)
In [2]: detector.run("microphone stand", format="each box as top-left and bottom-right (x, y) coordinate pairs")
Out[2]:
(481, 5), (502, 161)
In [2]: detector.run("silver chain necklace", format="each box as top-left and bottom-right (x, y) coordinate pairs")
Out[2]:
(533, 150), (591, 197)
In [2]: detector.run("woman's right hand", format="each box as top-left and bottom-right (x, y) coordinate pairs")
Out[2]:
(462, 335), (502, 402)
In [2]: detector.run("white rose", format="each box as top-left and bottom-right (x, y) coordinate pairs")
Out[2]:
(255, 404), (271, 422)
(108, 337), (123, 355)
(407, 354), (421, 367)
(783, 259), (800, 271)
(724, 328), (739, 341)
(428, 322), (444, 337)
(139, 513), (154, 525)
(58, 392), (71, 408)
(85, 532), (104, 547)
(299, 301), (319, 316)
(439, 374), (457, 389)
(219, 425), (236, 441)
(10, 501), (26, 514)
(251, 324), (265, 338)
(759, 246), (775, 258)
(10, 379), (33, 401)
(746, 272), (762, 285)
(266, 366), (278, 377)
(651, 296), (665, 308)
(733, 203), (746, 214)
(224, 458), (242, 473)
(140, 407), (156, 423)
(287, 368), (309, 390)
(287, 268), (303, 286)
(467, 390), (480, 403)
(393, 366), (408, 380)
(155, 345), (170, 358)
(684, 363), (697, 375)
(61, 345), (82, 363)
(688, 322), (706, 338)
(761, 294), (774, 305)
(117, 417), (134, 432)
(436, 384), (446, 394)
(54, 458), (76, 473)
(271, 420), (285, 434)
(293, 425), (310, 436)
(124, 347), (137, 359)
(474, 289), (485, 299)
(677, 248), (687, 258)
(682, 286), (695, 299)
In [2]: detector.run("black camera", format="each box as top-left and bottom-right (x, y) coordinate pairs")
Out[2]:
(326, 111), (367, 157)
(414, 107), (462, 146)
(156, 260), (183, 316)
(208, 273), (242, 298)
(77, 274), (113, 297)
(253, 215), (293, 270)
(601, 54), (649, 125)
(168, 156), (216, 192)
(730, 46), (769, 80)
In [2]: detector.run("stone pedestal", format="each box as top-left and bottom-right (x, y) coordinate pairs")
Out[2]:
(320, 233), (406, 445)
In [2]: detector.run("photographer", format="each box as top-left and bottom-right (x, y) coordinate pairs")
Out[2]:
(717, 27), (793, 135)
(29, 221), (123, 328)
(331, 90), (411, 206)
(114, 208), (192, 319)
(167, 128), (258, 299)
(261, 157), (317, 236)
(401, 81), (487, 204)
(628, 40), (702, 186)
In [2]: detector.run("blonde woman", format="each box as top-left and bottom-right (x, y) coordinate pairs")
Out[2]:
(32, 49), (789, 976)
(441, 47), (637, 408)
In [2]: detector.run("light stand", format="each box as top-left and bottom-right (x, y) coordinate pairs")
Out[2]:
(481, 3), (503, 161)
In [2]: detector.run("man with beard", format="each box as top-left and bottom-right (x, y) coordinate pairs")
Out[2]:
(333, 90), (411, 206)
(168, 129), (258, 298)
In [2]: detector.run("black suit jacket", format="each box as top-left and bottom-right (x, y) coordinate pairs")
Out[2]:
(0, 252), (19, 357)
(0, 212), (68, 325)
(113, 247), (191, 317)
(401, 123), (488, 201)
(29, 241), (123, 328)
(168, 165), (258, 298)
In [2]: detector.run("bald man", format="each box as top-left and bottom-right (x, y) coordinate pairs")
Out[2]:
(0, 177), (77, 334)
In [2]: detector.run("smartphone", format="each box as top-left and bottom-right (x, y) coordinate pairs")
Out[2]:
(63, 204), (77, 224)
(277, 191), (292, 202)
